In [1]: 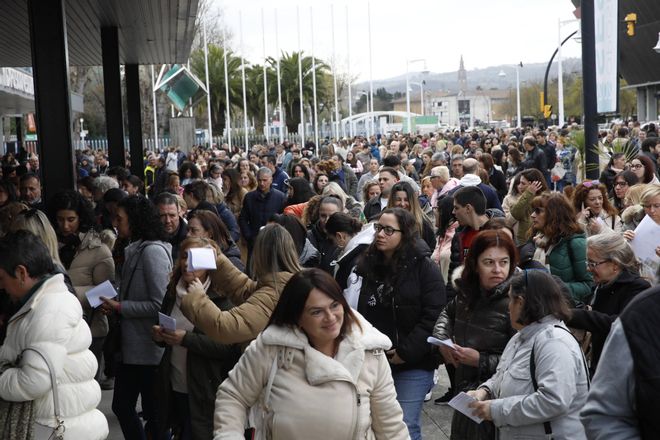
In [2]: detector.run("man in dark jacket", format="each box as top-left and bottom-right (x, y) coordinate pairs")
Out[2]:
(363, 167), (399, 220)
(155, 193), (188, 261)
(260, 154), (289, 193)
(239, 167), (287, 255)
(520, 136), (547, 175)
(331, 154), (358, 198)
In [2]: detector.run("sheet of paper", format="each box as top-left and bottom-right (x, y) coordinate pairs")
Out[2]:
(187, 247), (217, 272)
(158, 312), (177, 332)
(85, 280), (118, 308)
(427, 336), (456, 349)
(448, 392), (483, 424)
(631, 215), (660, 280)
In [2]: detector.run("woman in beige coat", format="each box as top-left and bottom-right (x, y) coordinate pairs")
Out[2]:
(215, 269), (409, 440)
(49, 190), (115, 376)
(181, 224), (301, 344)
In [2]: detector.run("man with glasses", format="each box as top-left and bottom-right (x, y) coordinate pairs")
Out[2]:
(363, 167), (399, 221)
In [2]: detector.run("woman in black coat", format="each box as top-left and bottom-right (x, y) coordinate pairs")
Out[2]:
(433, 230), (518, 440)
(153, 237), (241, 440)
(355, 208), (445, 440)
(567, 232), (650, 375)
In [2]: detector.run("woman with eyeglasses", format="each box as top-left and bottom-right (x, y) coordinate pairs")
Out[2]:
(567, 232), (650, 375)
(528, 193), (593, 302)
(610, 170), (639, 212)
(629, 155), (660, 184)
(433, 230), (518, 440)
(572, 181), (623, 235)
(355, 208), (445, 440)
(467, 270), (589, 440)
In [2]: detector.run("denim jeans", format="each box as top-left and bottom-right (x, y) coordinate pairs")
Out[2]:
(393, 369), (435, 440)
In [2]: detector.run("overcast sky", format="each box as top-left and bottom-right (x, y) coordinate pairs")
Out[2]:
(213, 0), (583, 81)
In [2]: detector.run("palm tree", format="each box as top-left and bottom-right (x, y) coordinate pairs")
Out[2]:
(267, 51), (331, 134)
(190, 44), (243, 134)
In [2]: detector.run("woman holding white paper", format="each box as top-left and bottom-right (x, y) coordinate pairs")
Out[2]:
(467, 270), (589, 440)
(180, 224), (301, 344)
(622, 184), (660, 284)
(432, 230), (518, 440)
(152, 237), (241, 440)
(48, 190), (115, 378)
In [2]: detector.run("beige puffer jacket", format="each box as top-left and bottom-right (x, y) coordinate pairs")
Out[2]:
(65, 230), (115, 337)
(214, 313), (410, 440)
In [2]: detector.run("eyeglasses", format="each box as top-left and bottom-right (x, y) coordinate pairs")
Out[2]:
(374, 223), (402, 236)
(629, 163), (644, 169)
(582, 180), (601, 188)
(586, 260), (609, 269)
(614, 181), (629, 187)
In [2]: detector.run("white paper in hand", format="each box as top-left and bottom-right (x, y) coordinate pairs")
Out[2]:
(427, 336), (456, 349)
(158, 312), (177, 332)
(187, 247), (217, 272)
(85, 280), (118, 308)
(448, 392), (483, 424)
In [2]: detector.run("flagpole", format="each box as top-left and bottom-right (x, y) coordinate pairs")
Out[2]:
(203, 21), (213, 147)
(239, 11), (249, 153)
(297, 6), (305, 146)
(310, 7), (319, 153)
(261, 8), (269, 144)
(367, 1), (374, 138)
(222, 26), (232, 151)
(331, 5), (339, 140)
(346, 5), (352, 138)
(275, 9), (284, 143)
(151, 65), (158, 150)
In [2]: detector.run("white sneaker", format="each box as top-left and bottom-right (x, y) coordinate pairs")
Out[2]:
(424, 391), (433, 402)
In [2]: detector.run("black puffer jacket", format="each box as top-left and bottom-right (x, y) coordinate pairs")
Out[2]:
(307, 223), (339, 274)
(433, 277), (515, 440)
(356, 239), (446, 372)
(568, 270), (650, 371)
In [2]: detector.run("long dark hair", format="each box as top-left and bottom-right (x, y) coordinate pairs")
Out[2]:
(118, 195), (167, 242)
(356, 207), (419, 283)
(48, 190), (98, 233)
(268, 268), (361, 337)
(222, 168), (243, 197)
(287, 177), (316, 205)
(461, 230), (518, 309)
(188, 209), (232, 249)
(531, 193), (582, 245)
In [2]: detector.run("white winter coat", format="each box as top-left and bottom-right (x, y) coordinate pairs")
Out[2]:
(0, 274), (108, 439)
(214, 312), (409, 440)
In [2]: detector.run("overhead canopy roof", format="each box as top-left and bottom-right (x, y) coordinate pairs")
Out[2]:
(571, 0), (660, 88)
(0, 0), (199, 68)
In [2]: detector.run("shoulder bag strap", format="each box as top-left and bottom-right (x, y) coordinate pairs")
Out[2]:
(529, 339), (553, 438)
(22, 347), (65, 438)
(262, 352), (279, 412)
(122, 246), (147, 301)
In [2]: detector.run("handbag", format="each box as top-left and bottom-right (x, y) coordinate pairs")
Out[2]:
(0, 360), (35, 440)
(22, 347), (65, 440)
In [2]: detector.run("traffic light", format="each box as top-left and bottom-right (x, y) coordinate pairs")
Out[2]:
(625, 13), (637, 37)
(543, 104), (552, 119)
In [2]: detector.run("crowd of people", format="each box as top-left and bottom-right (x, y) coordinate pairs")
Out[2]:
(0, 120), (659, 439)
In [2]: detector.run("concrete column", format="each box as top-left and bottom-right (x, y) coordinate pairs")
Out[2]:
(27, 0), (75, 197)
(637, 87), (647, 122)
(647, 86), (658, 122)
(125, 64), (144, 178)
(101, 26), (126, 168)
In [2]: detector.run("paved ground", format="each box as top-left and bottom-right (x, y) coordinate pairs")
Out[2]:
(101, 368), (454, 439)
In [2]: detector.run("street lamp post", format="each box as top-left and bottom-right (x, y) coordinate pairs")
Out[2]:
(406, 58), (426, 134)
(410, 81), (425, 115)
(558, 19), (580, 127)
(498, 63), (523, 128)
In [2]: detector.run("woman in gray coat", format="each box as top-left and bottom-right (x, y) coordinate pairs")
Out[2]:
(100, 195), (173, 440)
(468, 270), (590, 440)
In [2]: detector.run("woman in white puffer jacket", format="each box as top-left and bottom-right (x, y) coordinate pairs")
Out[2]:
(0, 230), (108, 439)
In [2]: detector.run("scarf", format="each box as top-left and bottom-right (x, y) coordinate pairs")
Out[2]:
(58, 233), (82, 270)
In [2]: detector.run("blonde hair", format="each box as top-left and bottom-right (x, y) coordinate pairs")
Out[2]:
(625, 184), (649, 207)
(250, 224), (301, 281)
(641, 183), (660, 206)
(10, 209), (63, 266)
(321, 182), (348, 210)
